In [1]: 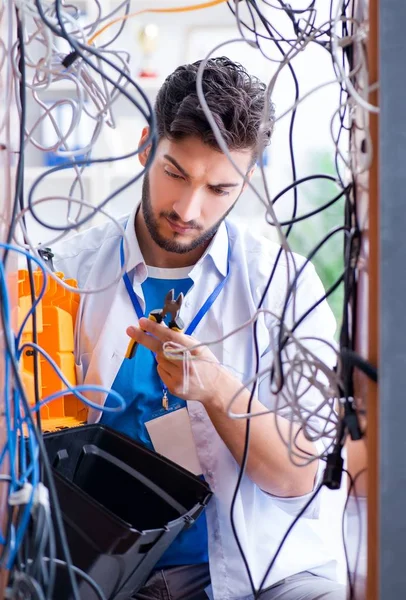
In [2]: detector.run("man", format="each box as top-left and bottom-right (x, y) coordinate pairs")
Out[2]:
(55, 58), (345, 600)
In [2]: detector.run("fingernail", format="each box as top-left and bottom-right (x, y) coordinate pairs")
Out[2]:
(127, 326), (137, 336)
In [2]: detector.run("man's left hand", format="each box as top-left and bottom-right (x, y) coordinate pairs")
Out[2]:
(127, 318), (225, 404)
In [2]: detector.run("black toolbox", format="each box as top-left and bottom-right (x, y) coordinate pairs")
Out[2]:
(43, 424), (212, 600)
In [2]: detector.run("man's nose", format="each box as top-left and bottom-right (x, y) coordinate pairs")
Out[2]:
(172, 188), (203, 224)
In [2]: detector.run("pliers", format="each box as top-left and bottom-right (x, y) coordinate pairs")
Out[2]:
(148, 289), (184, 332)
(126, 289), (184, 359)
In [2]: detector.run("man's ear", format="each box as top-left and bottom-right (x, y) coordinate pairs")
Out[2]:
(138, 126), (152, 167)
(242, 165), (256, 192)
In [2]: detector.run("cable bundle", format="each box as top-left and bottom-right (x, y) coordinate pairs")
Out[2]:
(0, 1), (377, 598)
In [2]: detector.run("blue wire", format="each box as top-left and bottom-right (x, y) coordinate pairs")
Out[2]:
(6, 426), (39, 569)
(18, 342), (126, 414)
(11, 250), (48, 349)
(0, 242), (126, 570)
(0, 243), (126, 416)
(0, 260), (17, 488)
(18, 392), (28, 482)
(3, 354), (16, 485)
(0, 444), (8, 470)
(0, 245), (47, 567)
(16, 408), (40, 487)
(0, 261), (36, 568)
(30, 385), (125, 414)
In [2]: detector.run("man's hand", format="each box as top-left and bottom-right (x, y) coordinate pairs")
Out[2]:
(127, 317), (225, 404)
(127, 318), (318, 496)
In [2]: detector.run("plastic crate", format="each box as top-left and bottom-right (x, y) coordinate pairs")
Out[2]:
(43, 424), (212, 600)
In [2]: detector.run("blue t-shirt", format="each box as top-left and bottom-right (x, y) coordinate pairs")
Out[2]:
(101, 274), (208, 568)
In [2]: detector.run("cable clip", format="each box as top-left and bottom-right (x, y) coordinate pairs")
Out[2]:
(322, 448), (344, 490)
(341, 396), (363, 441)
(38, 247), (55, 272)
(8, 483), (33, 506)
(34, 482), (50, 511)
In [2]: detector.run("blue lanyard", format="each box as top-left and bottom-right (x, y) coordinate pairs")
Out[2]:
(119, 226), (231, 336)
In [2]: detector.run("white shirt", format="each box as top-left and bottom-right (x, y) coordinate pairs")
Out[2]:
(54, 206), (345, 600)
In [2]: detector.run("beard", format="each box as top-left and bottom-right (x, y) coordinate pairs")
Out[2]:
(141, 173), (238, 255)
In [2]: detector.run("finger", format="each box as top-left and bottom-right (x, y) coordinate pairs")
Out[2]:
(156, 350), (181, 370)
(139, 317), (194, 346)
(126, 326), (161, 353)
(157, 363), (173, 382)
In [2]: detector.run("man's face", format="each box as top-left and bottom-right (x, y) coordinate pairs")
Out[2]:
(138, 132), (254, 254)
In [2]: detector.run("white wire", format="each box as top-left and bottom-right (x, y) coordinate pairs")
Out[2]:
(4, 0), (369, 473)
(11, 196), (130, 295)
(0, 0), (16, 246)
(331, 0), (379, 114)
(162, 308), (341, 452)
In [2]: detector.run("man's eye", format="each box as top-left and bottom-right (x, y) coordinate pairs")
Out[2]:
(211, 187), (229, 197)
(165, 170), (182, 180)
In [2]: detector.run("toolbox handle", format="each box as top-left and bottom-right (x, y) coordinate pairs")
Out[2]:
(75, 444), (188, 516)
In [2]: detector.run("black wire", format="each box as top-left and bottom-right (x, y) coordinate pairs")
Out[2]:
(10, 572), (47, 600)
(267, 181), (351, 227)
(34, 1), (151, 120)
(32, 0), (156, 217)
(98, 0), (132, 49)
(232, 86), (349, 589)
(2, 19), (26, 266)
(0, 13), (45, 578)
(342, 468), (355, 600)
(331, 0), (353, 188)
(46, 558), (107, 600)
(28, 505), (50, 588)
(338, 146), (360, 404)
(272, 174), (341, 206)
(290, 269), (345, 335)
(44, 507), (57, 600)
(290, 224), (353, 338)
(15, 10), (43, 440)
(256, 463), (359, 599)
(255, 483), (324, 597)
(341, 467), (367, 600)
(28, 505), (46, 572)
(12, 3), (361, 598)
(272, 225), (349, 394)
(229, 0), (328, 50)
(227, 1), (305, 593)
(28, 0), (157, 233)
(19, 558), (108, 600)
(341, 348), (377, 383)
(1, 21), (117, 582)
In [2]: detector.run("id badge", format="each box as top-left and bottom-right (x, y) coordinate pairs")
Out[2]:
(145, 407), (202, 475)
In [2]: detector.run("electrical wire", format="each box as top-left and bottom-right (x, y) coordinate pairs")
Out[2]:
(20, 558), (108, 600)
(0, 0), (372, 596)
(0, 259), (81, 598)
(87, 0), (229, 46)
(256, 482), (324, 598)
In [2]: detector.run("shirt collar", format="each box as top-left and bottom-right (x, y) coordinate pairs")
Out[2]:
(123, 207), (229, 282)
(123, 204), (147, 281)
(190, 220), (229, 279)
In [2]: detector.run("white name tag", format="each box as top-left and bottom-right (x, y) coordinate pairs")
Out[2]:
(145, 407), (202, 476)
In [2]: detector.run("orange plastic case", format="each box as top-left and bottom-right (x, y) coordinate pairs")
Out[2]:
(18, 269), (88, 432)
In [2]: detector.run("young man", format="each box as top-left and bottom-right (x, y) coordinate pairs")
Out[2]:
(55, 58), (345, 600)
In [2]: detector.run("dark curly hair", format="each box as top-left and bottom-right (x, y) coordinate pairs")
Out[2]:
(155, 57), (274, 163)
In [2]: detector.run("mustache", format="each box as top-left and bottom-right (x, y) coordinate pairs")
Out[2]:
(162, 211), (203, 230)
